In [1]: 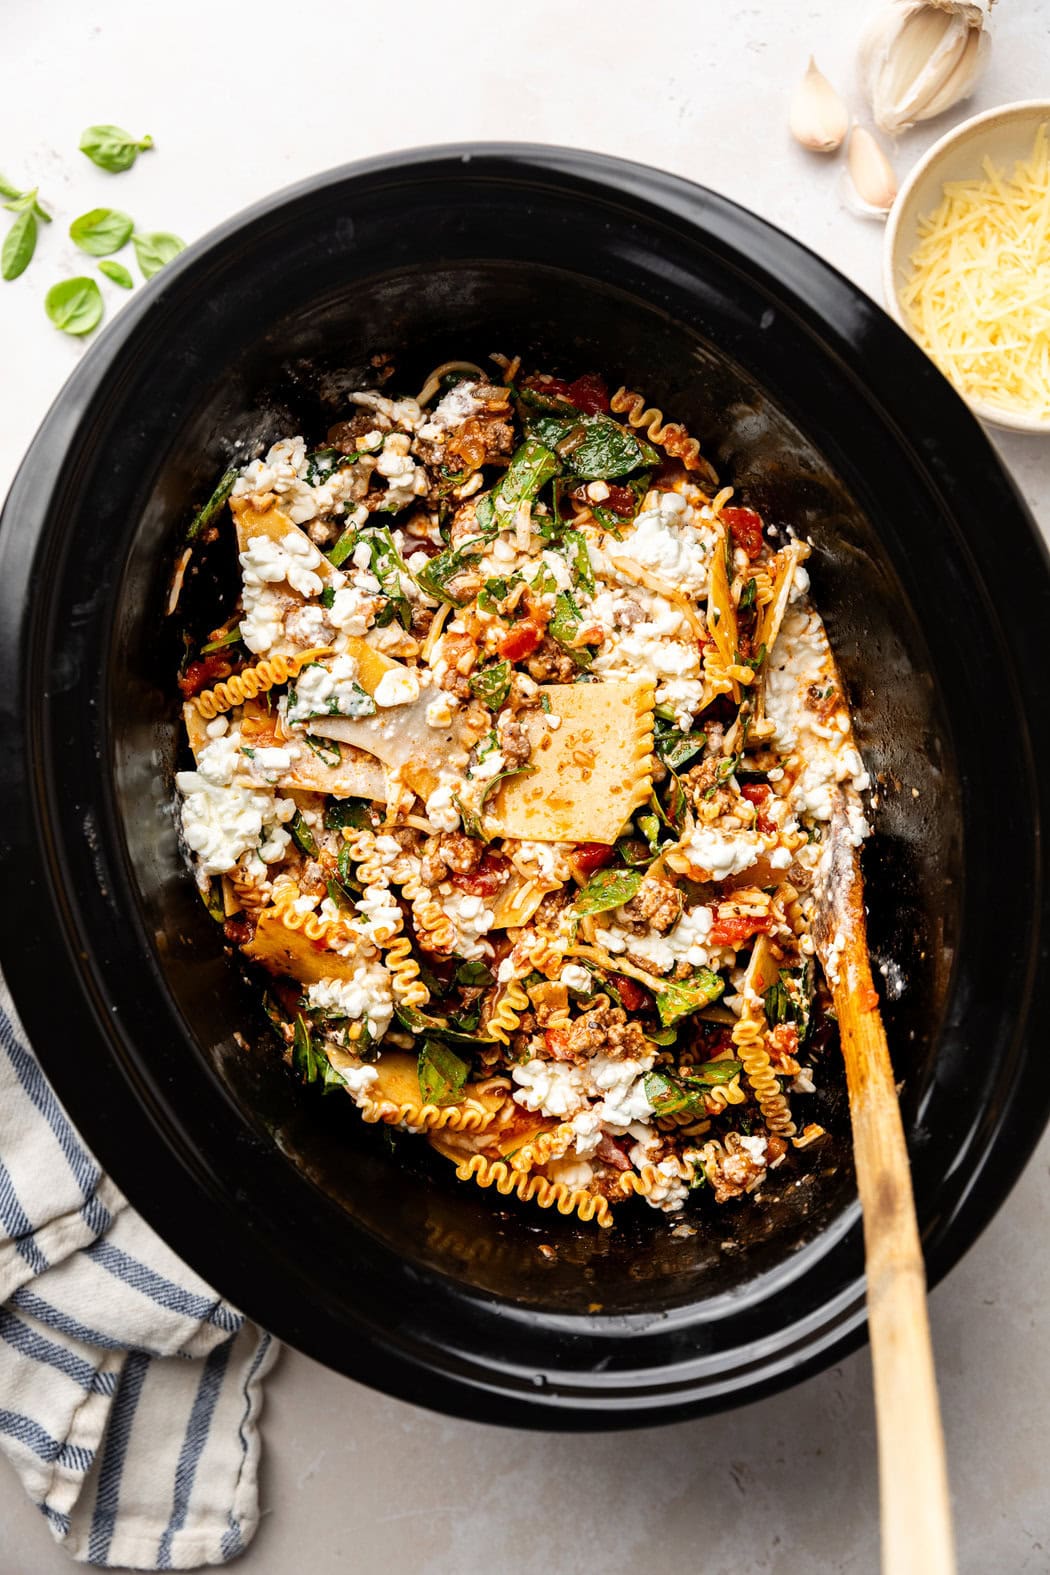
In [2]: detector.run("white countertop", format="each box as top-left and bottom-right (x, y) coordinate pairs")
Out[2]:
(2, 2), (1048, 1571)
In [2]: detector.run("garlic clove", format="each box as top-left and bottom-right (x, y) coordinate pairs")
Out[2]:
(789, 56), (850, 152)
(858, 0), (991, 135)
(918, 23), (988, 122)
(845, 125), (898, 217)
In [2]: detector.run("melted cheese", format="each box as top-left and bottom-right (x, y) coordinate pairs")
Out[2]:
(901, 123), (1050, 419)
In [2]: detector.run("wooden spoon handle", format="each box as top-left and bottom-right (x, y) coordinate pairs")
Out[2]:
(838, 962), (956, 1575)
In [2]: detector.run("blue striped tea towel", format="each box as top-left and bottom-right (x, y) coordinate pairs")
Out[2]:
(0, 974), (278, 1568)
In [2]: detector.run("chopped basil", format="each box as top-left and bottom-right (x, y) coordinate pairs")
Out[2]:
(455, 960), (495, 989)
(285, 667), (375, 725)
(326, 526), (358, 568)
(199, 625), (242, 654)
(303, 734), (342, 769)
(186, 466), (238, 542)
(574, 867), (643, 916)
(682, 1056), (744, 1086)
(356, 526), (413, 630)
(418, 1039), (471, 1106)
(655, 968), (725, 1026)
(560, 528), (595, 595)
(289, 810), (318, 858)
(292, 1015), (346, 1095)
(475, 438), (560, 534)
(324, 797), (373, 831)
(548, 590), (592, 669)
(643, 1070), (706, 1119)
(740, 577), (757, 610)
(304, 447), (357, 486)
(395, 1003), (489, 1048)
(468, 659), (512, 710)
(455, 764), (536, 840)
(527, 413), (658, 479)
(414, 535), (486, 606)
(654, 718), (707, 772)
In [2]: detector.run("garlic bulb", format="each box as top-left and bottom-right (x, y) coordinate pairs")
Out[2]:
(859, 0), (992, 134)
(845, 125), (898, 217)
(789, 57), (850, 152)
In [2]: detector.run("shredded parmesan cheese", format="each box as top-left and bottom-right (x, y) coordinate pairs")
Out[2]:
(901, 123), (1050, 420)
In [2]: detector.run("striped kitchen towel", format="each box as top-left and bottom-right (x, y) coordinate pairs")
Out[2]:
(0, 974), (279, 1569)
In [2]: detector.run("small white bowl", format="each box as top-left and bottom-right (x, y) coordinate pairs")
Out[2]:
(883, 99), (1050, 435)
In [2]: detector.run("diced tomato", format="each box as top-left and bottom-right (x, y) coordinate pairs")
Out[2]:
(708, 913), (773, 948)
(498, 621), (542, 662)
(178, 652), (233, 698)
(566, 373), (609, 414)
(740, 781), (776, 836)
(768, 1023), (799, 1066)
(611, 974), (649, 1012)
(452, 855), (509, 897)
(603, 483), (637, 517)
(544, 1026), (571, 1059)
(573, 843), (614, 875)
(722, 506), (765, 560)
(521, 374), (574, 404)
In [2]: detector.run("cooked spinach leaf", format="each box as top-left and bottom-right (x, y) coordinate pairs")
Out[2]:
(575, 867), (643, 916)
(655, 968), (725, 1026)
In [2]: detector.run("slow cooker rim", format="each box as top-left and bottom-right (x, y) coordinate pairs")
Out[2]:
(1, 142), (1047, 1428)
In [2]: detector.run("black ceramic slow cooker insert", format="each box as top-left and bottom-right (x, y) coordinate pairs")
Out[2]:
(1, 145), (1048, 1428)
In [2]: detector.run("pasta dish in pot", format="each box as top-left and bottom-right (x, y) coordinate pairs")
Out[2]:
(173, 355), (871, 1227)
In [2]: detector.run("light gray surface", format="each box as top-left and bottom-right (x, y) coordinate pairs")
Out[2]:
(1, 1), (1049, 1571)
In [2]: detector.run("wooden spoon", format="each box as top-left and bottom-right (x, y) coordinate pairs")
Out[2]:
(810, 786), (956, 1575)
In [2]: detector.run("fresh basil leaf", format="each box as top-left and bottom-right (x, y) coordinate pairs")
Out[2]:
(1, 210), (36, 281)
(98, 258), (133, 289)
(79, 124), (153, 173)
(132, 230), (185, 280)
(70, 207), (134, 256)
(682, 1056), (744, 1087)
(324, 797), (372, 831)
(468, 659), (511, 710)
(186, 466), (238, 541)
(455, 960), (495, 988)
(574, 867), (643, 917)
(44, 276), (103, 335)
(304, 733), (342, 769)
(289, 810), (319, 858)
(643, 1070), (706, 1119)
(655, 969), (725, 1027)
(418, 1039), (471, 1107)
(0, 174), (23, 201)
